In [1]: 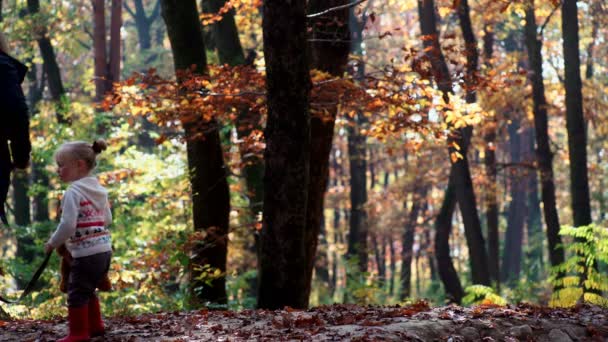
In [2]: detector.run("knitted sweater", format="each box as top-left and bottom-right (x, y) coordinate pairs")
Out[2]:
(48, 176), (112, 258)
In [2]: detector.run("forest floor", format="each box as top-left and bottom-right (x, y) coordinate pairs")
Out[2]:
(0, 302), (607, 341)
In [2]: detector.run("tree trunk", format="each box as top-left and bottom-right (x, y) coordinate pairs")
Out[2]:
(561, 0), (591, 229)
(256, 0), (311, 310)
(524, 127), (543, 279)
(125, 0), (160, 52)
(501, 120), (526, 283)
(206, 0), (263, 300)
(401, 184), (427, 300)
(109, 0), (122, 85)
(388, 231), (396, 295)
(26, 0), (68, 124)
(482, 23), (500, 288)
(347, 115), (368, 272)
(93, 0), (108, 103)
(523, 0), (565, 277)
(303, 0), (350, 302)
(419, 0), (490, 288)
(161, 0), (230, 306)
(454, 0), (490, 286)
(371, 233), (384, 281)
(435, 182), (464, 303)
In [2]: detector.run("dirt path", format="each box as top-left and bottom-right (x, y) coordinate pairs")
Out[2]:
(1, 303), (606, 341)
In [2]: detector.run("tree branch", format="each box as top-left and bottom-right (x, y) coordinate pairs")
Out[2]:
(538, 2), (560, 37)
(307, 0), (367, 19)
(147, 0), (161, 24)
(123, 0), (137, 19)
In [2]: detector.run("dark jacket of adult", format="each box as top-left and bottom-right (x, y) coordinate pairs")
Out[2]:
(0, 51), (31, 224)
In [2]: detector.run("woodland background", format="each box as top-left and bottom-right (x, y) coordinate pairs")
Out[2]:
(0, 0), (607, 321)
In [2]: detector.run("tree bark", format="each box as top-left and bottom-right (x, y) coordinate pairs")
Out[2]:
(161, 0), (230, 306)
(524, 127), (543, 279)
(346, 115), (368, 272)
(302, 0), (351, 302)
(124, 0), (160, 52)
(419, 0), (490, 289)
(93, 0), (108, 103)
(205, 0), (264, 300)
(401, 183), (427, 300)
(27, 0), (68, 124)
(345, 6), (369, 275)
(501, 120), (526, 283)
(256, 0), (311, 310)
(482, 23), (500, 288)
(523, 0), (565, 276)
(435, 182), (464, 303)
(561, 0), (591, 229)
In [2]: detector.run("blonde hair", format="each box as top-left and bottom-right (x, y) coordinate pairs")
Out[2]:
(0, 32), (9, 55)
(55, 140), (108, 170)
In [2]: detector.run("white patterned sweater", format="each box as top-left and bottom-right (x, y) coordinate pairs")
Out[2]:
(48, 176), (112, 258)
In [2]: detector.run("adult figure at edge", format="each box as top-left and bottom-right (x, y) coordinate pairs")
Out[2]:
(0, 31), (32, 226)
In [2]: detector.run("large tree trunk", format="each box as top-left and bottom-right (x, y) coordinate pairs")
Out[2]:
(501, 120), (526, 283)
(561, 0), (591, 229)
(482, 23), (500, 288)
(256, 0), (311, 310)
(161, 0), (230, 306)
(302, 0), (350, 302)
(561, 0), (595, 294)
(523, 0), (565, 278)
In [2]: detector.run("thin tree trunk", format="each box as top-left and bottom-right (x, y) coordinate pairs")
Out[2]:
(205, 0), (263, 300)
(256, 0), (311, 310)
(401, 184), (427, 300)
(523, 0), (564, 278)
(109, 0), (122, 85)
(388, 231), (396, 295)
(524, 127), (543, 278)
(345, 5), (369, 276)
(419, 0), (490, 289)
(501, 120), (526, 283)
(93, 0), (107, 103)
(26, 0), (68, 124)
(371, 234), (382, 280)
(346, 116), (368, 272)
(482, 23), (500, 288)
(161, 0), (230, 306)
(435, 182), (464, 303)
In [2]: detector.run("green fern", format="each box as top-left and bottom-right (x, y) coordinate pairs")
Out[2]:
(550, 224), (608, 307)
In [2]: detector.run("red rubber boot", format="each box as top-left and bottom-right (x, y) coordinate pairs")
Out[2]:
(58, 305), (90, 342)
(88, 295), (105, 337)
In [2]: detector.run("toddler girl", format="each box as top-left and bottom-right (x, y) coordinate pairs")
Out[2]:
(44, 140), (112, 342)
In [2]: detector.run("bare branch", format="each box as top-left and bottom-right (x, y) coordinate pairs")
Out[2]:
(123, 0), (137, 19)
(147, 0), (161, 24)
(307, 0), (367, 19)
(538, 2), (560, 37)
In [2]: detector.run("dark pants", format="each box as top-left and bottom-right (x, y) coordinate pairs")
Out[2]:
(67, 251), (111, 307)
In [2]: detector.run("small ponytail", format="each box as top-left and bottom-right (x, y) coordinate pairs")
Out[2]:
(92, 139), (108, 155)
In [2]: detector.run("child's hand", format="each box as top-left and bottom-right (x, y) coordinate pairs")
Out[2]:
(44, 243), (54, 254)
